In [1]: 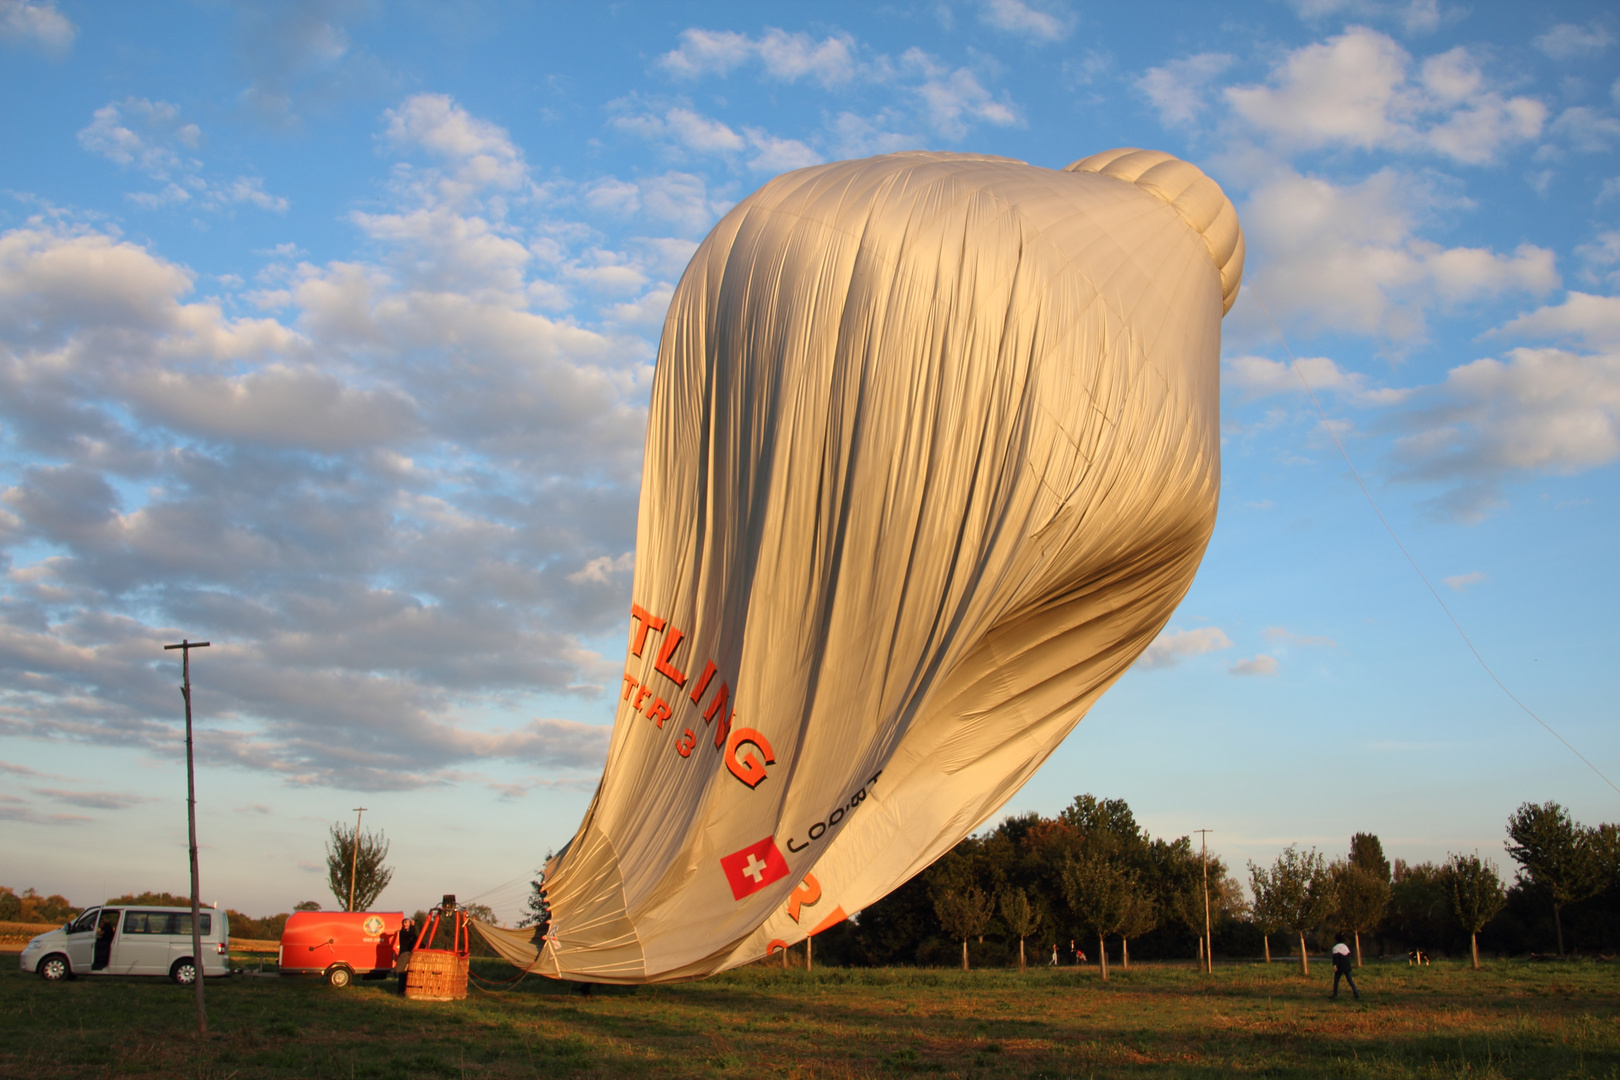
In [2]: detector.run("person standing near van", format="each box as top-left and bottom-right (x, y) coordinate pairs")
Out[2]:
(395, 917), (418, 992)
(1331, 935), (1359, 1000)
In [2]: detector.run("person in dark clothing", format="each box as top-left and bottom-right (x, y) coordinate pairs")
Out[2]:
(395, 917), (418, 993)
(1330, 934), (1359, 1000)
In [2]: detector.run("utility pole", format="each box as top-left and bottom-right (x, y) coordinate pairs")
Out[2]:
(1194, 828), (1213, 974)
(164, 638), (210, 1038)
(348, 807), (368, 912)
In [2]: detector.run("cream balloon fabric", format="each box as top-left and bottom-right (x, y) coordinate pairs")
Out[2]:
(478, 148), (1242, 983)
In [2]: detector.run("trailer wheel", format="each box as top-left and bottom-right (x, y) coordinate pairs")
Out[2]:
(38, 954), (70, 981)
(171, 958), (198, 985)
(325, 965), (353, 988)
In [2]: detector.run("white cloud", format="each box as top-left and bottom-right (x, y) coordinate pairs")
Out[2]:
(1281, 0), (1442, 34)
(0, 0), (73, 54)
(1137, 626), (1234, 669)
(978, 0), (1073, 42)
(1263, 627), (1336, 647)
(612, 104), (823, 174)
(901, 48), (1022, 137)
(658, 27), (860, 88)
(1226, 30), (1546, 164)
(1549, 107), (1620, 154)
(1240, 167), (1558, 339)
(1229, 655), (1280, 676)
(1497, 292), (1620, 347)
(1443, 571), (1487, 591)
(78, 98), (286, 214)
(1390, 345), (1620, 520)
(0, 94), (676, 788)
(1534, 23), (1612, 60)
(1224, 354), (1411, 405)
(1138, 53), (1234, 128)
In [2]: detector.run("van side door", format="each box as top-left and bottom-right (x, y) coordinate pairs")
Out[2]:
(62, 908), (100, 974)
(115, 912), (171, 975)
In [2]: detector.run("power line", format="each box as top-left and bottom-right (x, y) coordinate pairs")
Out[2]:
(1247, 285), (1620, 799)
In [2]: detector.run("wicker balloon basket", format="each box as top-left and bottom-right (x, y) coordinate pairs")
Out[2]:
(404, 896), (471, 1002)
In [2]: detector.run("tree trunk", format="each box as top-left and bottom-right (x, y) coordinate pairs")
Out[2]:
(1297, 930), (1309, 976)
(1018, 937), (1026, 973)
(1122, 937), (1130, 970)
(1553, 904), (1565, 957)
(1353, 931), (1362, 967)
(1263, 935), (1271, 963)
(806, 934), (813, 972)
(1098, 934), (1108, 982)
(1470, 931), (1480, 970)
(1197, 935), (1204, 964)
(961, 938), (969, 971)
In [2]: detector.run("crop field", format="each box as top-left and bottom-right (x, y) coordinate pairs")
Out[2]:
(3, 952), (1618, 1079)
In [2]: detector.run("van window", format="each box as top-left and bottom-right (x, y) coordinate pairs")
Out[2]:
(68, 908), (101, 934)
(123, 911), (211, 935)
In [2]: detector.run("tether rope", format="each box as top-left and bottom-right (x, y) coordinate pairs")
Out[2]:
(1248, 283), (1620, 799)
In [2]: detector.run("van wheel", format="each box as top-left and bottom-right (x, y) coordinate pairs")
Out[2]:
(170, 959), (198, 985)
(38, 954), (70, 981)
(325, 965), (353, 988)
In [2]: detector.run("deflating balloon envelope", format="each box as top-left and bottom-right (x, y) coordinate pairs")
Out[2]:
(477, 148), (1244, 982)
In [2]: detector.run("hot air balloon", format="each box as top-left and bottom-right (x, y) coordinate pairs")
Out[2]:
(477, 148), (1244, 982)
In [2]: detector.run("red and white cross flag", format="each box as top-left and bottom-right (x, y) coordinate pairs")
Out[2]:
(719, 836), (790, 900)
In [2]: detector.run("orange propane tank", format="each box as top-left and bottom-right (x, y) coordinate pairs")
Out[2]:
(278, 911), (403, 987)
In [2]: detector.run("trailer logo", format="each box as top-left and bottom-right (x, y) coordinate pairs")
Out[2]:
(363, 915), (384, 936)
(720, 836), (789, 900)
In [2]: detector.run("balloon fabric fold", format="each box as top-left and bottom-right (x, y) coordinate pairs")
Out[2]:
(486, 148), (1244, 983)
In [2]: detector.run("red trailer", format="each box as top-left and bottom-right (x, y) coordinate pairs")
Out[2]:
(278, 911), (403, 987)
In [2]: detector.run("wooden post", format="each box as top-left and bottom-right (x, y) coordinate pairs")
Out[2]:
(348, 807), (368, 911)
(1195, 829), (1213, 973)
(805, 933), (812, 972)
(164, 639), (210, 1038)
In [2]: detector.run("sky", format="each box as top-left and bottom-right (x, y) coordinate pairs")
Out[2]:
(1, 0), (1618, 926)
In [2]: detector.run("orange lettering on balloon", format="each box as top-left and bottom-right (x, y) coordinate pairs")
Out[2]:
(628, 603), (665, 657)
(786, 874), (822, 923)
(620, 674), (639, 700)
(725, 727), (774, 788)
(646, 697), (672, 729)
(689, 659), (717, 703)
(654, 627), (688, 687)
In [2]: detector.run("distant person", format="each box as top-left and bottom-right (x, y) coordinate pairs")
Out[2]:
(1331, 934), (1359, 1000)
(1050, 944), (1058, 966)
(396, 917), (419, 993)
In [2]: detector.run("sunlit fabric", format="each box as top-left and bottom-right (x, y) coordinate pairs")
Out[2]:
(480, 148), (1243, 982)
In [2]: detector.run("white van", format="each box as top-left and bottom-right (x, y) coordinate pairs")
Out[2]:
(18, 903), (231, 984)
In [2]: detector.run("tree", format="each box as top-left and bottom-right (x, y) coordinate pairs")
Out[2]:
(1261, 846), (1334, 975)
(1505, 801), (1604, 956)
(1443, 852), (1506, 969)
(999, 887), (1041, 972)
(325, 821), (394, 912)
(1349, 833), (1391, 883)
(1248, 861), (1285, 963)
(1329, 859), (1390, 966)
(294, 900), (323, 912)
(931, 881), (995, 971)
(518, 864), (551, 932)
(1116, 888), (1157, 970)
(1060, 848), (1132, 981)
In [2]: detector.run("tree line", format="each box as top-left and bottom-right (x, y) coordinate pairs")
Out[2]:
(808, 796), (1620, 970)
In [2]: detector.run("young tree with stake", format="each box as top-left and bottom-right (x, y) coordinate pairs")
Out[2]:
(326, 821), (395, 912)
(999, 887), (1041, 973)
(1060, 848), (1132, 981)
(1262, 846), (1335, 975)
(1443, 852), (1506, 969)
(932, 882), (995, 971)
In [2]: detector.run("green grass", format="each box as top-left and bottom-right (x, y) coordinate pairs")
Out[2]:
(3, 956), (1618, 1078)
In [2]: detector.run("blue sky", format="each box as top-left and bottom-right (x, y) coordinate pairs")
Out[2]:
(1, 0), (1617, 924)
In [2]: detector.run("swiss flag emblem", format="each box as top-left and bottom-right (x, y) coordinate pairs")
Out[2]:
(720, 836), (790, 900)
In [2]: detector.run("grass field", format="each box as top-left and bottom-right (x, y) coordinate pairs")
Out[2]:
(4, 953), (1617, 1079)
